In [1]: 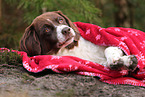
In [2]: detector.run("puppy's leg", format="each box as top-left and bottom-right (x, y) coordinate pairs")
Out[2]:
(105, 47), (137, 71)
(105, 47), (124, 70)
(120, 55), (138, 71)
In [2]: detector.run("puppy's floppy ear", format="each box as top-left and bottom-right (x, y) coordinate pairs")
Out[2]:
(20, 24), (41, 56)
(55, 11), (80, 41)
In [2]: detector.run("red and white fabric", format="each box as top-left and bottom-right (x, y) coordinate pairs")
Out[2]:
(1, 22), (145, 87)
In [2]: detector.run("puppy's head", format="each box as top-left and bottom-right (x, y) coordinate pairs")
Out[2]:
(20, 11), (80, 56)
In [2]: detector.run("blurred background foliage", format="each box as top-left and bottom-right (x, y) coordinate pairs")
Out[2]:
(0, 0), (145, 49)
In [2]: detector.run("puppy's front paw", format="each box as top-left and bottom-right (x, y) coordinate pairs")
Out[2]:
(128, 55), (138, 72)
(109, 59), (124, 71)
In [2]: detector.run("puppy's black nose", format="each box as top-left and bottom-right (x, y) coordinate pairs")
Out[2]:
(62, 27), (70, 35)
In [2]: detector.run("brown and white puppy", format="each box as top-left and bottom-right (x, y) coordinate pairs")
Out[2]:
(20, 11), (137, 71)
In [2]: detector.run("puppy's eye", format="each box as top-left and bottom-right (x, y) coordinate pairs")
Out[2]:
(59, 19), (63, 24)
(45, 28), (50, 33)
(44, 27), (52, 36)
(57, 17), (64, 24)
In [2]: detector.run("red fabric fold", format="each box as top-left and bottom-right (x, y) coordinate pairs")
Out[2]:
(1, 22), (145, 87)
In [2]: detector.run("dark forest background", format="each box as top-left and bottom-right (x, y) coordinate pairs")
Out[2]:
(0, 0), (145, 49)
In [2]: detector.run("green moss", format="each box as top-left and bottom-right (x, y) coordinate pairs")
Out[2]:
(0, 49), (22, 66)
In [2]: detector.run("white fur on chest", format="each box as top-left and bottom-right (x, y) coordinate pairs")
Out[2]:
(57, 37), (107, 65)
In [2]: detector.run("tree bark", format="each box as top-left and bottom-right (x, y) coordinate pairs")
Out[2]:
(0, 0), (2, 32)
(113, 0), (134, 28)
(127, 0), (134, 28)
(0, 0), (1, 19)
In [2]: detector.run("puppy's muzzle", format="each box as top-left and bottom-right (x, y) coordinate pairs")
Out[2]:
(56, 25), (76, 48)
(62, 27), (71, 35)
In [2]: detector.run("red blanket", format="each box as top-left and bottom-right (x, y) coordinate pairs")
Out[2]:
(1, 22), (145, 87)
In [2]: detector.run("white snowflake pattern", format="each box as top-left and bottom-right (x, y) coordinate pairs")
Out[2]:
(85, 61), (90, 64)
(23, 61), (32, 71)
(46, 65), (59, 69)
(63, 68), (67, 71)
(69, 65), (72, 70)
(67, 65), (78, 71)
(125, 79), (138, 84)
(142, 41), (145, 44)
(81, 72), (95, 76)
(85, 72), (96, 76)
(96, 34), (101, 40)
(114, 28), (121, 32)
(119, 70), (128, 75)
(118, 42), (128, 49)
(141, 79), (145, 83)
(78, 72), (102, 77)
(86, 29), (90, 35)
(99, 28), (103, 32)
(63, 65), (75, 72)
(140, 41), (145, 49)
(23, 61), (29, 68)
(74, 66), (78, 70)
(128, 30), (140, 36)
(51, 56), (62, 60)
(34, 67), (38, 71)
(136, 53), (145, 65)
(139, 53), (145, 60)
(120, 36), (128, 41)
